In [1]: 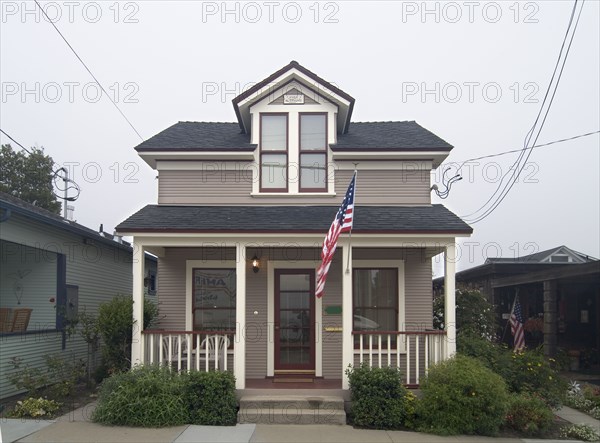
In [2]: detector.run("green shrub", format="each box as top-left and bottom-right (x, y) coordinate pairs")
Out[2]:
(10, 397), (62, 418)
(97, 296), (158, 373)
(560, 424), (600, 442)
(504, 393), (554, 436)
(92, 365), (238, 427)
(7, 354), (85, 399)
(497, 350), (566, 409)
(92, 365), (188, 427)
(416, 355), (510, 436)
(434, 289), (495, 338)
(346, 364), (411, 429)
(183, 371), (237, 426)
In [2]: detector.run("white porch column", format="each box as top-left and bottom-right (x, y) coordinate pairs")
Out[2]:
(341, 243), (353, 389)
(131, 240), (145, 367)
(234, 243), (246, 389)
(444, 242), (457, 358)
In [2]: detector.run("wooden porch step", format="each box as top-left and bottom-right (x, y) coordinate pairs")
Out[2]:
(238, 395), (346, 425)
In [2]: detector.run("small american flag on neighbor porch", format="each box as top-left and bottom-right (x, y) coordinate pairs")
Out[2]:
(315, 172), (356, 298)
(510, 296), (526, 351)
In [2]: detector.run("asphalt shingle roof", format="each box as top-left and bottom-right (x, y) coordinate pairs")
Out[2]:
(330, 121), (452, 150)
(134, 121), (452, 152)
(134, 122), (255, 151)
(116, 204), (472, 234)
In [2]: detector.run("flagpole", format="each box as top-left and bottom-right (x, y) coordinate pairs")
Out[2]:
(345, 166), (358, 274)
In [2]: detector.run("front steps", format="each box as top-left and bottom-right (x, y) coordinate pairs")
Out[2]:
(238, 395), (346, 425)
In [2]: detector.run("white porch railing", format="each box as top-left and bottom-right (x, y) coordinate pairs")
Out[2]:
(142, 330), (234, 372)
(352, 330), (448, 386)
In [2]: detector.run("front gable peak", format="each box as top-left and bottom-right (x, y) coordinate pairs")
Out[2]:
(232, 61), (354, 135)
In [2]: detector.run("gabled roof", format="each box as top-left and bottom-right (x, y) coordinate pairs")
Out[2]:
(135, 122), (254, 152)
(0, 191), (132, 251)
(232, 60), (355, 134)
(134, 121), (452, 152)
(331, 121), (453, 151)
(116, 204), (473, 234)
(485, 245), (597, 264)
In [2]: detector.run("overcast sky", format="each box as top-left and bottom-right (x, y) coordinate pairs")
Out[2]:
(1, 0), (598, 275)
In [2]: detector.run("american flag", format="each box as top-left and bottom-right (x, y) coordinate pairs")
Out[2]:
(315, 172), (356, 298)
(510, 296), (525, 351)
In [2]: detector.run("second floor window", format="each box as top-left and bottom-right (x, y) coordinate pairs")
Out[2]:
(260, 114), (288, 192)
(299, 113), (327, 192)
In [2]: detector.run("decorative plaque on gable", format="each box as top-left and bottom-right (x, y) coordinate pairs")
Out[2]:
(283, 93), (305, 104)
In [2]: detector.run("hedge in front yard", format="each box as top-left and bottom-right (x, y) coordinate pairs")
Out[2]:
(184, 371), (238, 426)
(346, 364), (412, 429)
(92, 365), (188, 427)
(416, 355), (510, 436)
(92, 365), (237, 427)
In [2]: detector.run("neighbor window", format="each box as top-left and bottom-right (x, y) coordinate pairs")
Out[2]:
(353, 268), (398, 334)
(192, 269), (236, 331)
(260, 114), (288, 191)
(299, 113), (327, 192)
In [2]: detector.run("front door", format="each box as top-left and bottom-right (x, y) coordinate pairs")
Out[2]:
(274, 269), (315, 372)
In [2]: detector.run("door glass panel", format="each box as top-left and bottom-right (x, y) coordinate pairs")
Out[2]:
(277, 272), (313, 368)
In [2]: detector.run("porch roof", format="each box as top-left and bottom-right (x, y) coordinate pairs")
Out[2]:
(116, 204), (472, 234)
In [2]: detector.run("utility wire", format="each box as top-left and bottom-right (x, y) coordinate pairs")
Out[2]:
(0, 129), (34, 155)
(447, 130), (599, 168)
(33, 0), (144, 141)
(461, 0), (585, 224)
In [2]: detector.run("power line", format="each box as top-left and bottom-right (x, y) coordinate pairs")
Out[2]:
(449, 130), (599, 166)
(461, 0), (585, 224)
(0, 128), (34, 155)
(33, 0), (144, 141)
(433, 130), (599, 200)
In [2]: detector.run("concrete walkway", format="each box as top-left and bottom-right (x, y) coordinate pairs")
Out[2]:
(1, 402), (598, 443)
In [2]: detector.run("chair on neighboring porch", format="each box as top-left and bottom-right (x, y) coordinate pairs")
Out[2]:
(198, 335), (230, 371)
(11, 308), (32, 332)
(0, 308), (13, 333)
(161, 335), (190, 370)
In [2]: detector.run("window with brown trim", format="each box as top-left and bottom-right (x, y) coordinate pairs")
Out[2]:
(192, 269), (236, 331)
(299, 113), (327, 192)
(260, 113), (288, 192)
(353, 268), (398, 345)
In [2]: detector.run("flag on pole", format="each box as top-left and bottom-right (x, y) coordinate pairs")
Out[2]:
(509, 295), (525, 351)
(315, 172), (356, 298)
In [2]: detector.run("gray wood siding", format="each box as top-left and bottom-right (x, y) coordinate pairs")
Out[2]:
(158, 169), (253, 205)
(0, 213), (135, 399)
(335, 170), (430, 206)
(245, 265), (267, 379)
(157, 164), (431, 206)
(321, 254), (343, 380)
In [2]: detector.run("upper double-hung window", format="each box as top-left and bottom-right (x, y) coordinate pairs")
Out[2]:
(299, 113), (327, 192)
(260, 114), (288, 192)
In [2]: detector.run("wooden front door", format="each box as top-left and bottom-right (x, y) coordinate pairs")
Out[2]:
(274, 269), (315, 372)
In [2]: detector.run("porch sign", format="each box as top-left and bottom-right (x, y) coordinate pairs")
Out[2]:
(315, 171), (356, 298)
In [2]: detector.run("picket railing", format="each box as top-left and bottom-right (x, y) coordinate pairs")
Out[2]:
(142, 330), (234, 372)
(352, 330), (447, 385)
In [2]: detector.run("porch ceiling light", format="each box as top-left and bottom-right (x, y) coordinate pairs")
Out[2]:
(251, 255), (260, 273)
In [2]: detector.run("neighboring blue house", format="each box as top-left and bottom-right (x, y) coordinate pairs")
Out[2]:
(0, 192), (156, 400)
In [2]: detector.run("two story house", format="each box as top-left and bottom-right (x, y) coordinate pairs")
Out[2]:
(116, 61), (472, 390)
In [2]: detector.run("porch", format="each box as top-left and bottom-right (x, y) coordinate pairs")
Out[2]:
(130, 236), (459, 390)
